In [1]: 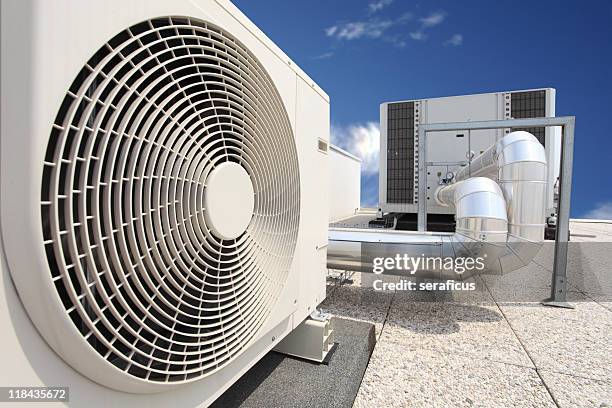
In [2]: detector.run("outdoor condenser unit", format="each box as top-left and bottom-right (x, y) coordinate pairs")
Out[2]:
(0, 0), (329, 406)
(379, 89), (561, 225)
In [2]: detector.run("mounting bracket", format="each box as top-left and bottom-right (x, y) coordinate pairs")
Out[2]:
(274, 310), (336, 363)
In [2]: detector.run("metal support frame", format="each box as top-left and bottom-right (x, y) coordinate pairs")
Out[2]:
(418, 117), (575, 307)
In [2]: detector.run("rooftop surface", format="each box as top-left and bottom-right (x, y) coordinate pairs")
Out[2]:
(322, 220), (612, 407)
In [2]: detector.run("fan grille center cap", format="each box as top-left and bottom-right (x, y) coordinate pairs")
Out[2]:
(204, 162), (254, 240)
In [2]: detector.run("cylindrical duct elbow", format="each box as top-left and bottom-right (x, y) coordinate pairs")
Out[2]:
(456, 131), (547, 242)
(436, 177), (508, 243)
(456, 131), (547, 272)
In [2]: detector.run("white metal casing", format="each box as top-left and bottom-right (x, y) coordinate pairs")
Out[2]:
(379, 89), (561, 219)
(0, 0), (328, 405)
(329, 144), (362, 222)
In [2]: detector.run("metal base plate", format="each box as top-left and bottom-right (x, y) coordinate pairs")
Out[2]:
(541, 299), (576, 309)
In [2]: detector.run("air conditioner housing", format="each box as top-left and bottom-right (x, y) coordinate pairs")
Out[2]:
(0, 0), (329, 406)
(379, 89), (561, 221)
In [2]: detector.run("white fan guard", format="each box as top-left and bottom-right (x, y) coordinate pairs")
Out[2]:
(39, 16), (300, 384)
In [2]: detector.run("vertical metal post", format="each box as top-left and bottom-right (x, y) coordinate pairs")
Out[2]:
(545, 118), (576, 308)
(417, 126), (427, 231)
(414, 118), (575, 309)
(467, 129), (472, 177)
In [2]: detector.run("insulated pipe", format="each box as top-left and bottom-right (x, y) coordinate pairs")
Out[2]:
(327, 131), (547, 278)
(457, 130), (548, 271)
(435, 177), (507, 243)
(327, 178), (508, 279)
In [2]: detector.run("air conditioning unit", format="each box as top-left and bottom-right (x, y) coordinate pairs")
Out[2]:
(379, 89), (561, 224)
(0, 0), (329, 405)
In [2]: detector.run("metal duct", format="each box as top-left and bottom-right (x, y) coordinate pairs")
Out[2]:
(457, 130), (548, 272)
(435, 177), (508, 243)
(455, 131), (548, 243)
(327, 131), (547, 278)
(327, 177), (508, 279)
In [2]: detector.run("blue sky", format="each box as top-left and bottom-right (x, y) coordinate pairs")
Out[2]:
(234, 0), (612, 218)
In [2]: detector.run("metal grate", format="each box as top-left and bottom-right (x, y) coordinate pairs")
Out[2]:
(386, 102), (414, 204)
(40, 17), (300, 384)
(511, 90), (546, 146)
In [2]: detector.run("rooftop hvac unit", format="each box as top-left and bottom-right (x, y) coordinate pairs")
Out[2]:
(379, 89), (561, 226)
(0, 0), (329, 405)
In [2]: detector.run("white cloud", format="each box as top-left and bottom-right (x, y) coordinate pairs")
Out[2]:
(325, 26), (338, 36)
(325, 9), (449, 47)
(410, 30), (426, 41)
(385, 35), (407, 47)
(397, 12), (413, 22)
(404, 10), (447, 42)
(444, 33), (463, 46)
(331, 122), (380, 174)
(326, 20), (393, 40)
(336, 22), (367, 40)
(583, 202), (612, 220)
(420, 11), (446, 27)
(325, 10), (414, 44)
(313, 51), (334, 60)
(369, 0), (393, 13)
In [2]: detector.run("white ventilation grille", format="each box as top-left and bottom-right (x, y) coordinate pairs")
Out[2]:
(40, 17), (299, 383)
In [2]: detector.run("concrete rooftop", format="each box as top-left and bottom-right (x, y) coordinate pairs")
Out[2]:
(322, 220), (612, 407)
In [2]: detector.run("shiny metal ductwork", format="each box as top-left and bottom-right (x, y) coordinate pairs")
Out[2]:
(327, 131), (547, 278)
(455, 131), (548, 242)
(435, 177), (507, 243)
(455, 130), (548, 272)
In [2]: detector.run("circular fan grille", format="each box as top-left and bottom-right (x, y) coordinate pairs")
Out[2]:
(40, 17), (299, 383)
